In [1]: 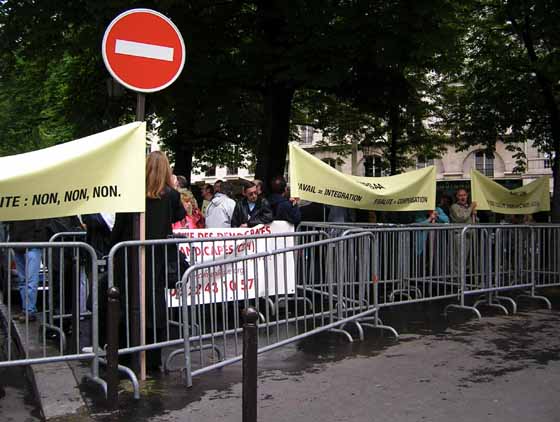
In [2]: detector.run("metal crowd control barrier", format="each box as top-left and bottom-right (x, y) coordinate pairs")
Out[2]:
(451, 224), (553, 315)
(0, 241), (106, 393)
(298, 221), (399, 237)
(105, 231), (327, 370)
(531, 225), (560, 290)
(337, 226), (463, 318)
(337, 224), (556, 322)
(44, 231), (88, 350)
(4, 223), (558, 402)
(178, 232), (392, 387)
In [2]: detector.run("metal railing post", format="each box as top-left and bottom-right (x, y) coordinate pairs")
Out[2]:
(242, 307), (258, 422)
(106, 286), (120, 408)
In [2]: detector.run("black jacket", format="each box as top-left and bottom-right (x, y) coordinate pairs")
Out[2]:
(268, 194), (301, 225)
(231, 197), (273, 227)
(110, 187), (186, 331)
(82, 214), (112, 258)
(9, 219), (51, 243)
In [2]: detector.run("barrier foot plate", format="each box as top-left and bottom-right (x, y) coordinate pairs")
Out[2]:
(98, 357), (140, 400)
(164, 348), (185, 372)
(341, 320), (364, 341)
(495, 296), (517, 314)
(388, 290), (412, 302)
(165, 343), (224, 373)
(82, 374), (107, 397)
(40, 323), (67, 351)
(517, 294), (552, 310)
(444, 304), (482, 320)
(361, 323), (399, 339)
(329, 327), (354, 342)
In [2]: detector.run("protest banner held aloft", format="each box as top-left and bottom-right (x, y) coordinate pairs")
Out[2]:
(471, 169), (550, 215)
(289, 143), (436, 211)
(0, 122), (146, 221)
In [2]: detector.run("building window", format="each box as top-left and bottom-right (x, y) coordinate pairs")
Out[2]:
(544, 152), (552, 168)
(364, 156), (383, 177)
(416, 156), (434, 169)
(475, 151), (494, 177)
(205, 165), (216, 177)
(321, 158), (337, 168)
(226, 165), (238, 176)
(300, 125), (314, 144)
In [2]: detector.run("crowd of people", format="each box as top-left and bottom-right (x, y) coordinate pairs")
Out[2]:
(165, 166), (302, 231)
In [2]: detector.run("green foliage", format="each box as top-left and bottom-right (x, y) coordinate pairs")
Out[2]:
(436, 0), (560, 158)
(0, 53), (75, 155)
(430, 0), (560, 219)
(5, 0), (556, 203)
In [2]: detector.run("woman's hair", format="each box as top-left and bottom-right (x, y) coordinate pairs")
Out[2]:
(178, 188), (196, 216)
(146, 151), (174, 199)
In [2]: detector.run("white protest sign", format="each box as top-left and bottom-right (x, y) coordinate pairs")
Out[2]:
(166, 221), (296, 306)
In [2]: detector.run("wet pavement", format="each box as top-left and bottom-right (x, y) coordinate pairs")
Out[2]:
(0, 327), (42, 422)
(4, 291), (560, 421)
(146, 303), (560, 422)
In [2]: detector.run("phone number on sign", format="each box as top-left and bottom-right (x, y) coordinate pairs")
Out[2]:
(171, 278), (255, 297)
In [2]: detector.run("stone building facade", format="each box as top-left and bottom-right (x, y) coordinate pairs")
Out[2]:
(295, 126), (553, 193)
(190, 126), (553, 193)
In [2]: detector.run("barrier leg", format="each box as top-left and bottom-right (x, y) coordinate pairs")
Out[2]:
(444, 304), (482, 320)
(495, 296), (517, 314)
(106, 287), (120, 408)
(242, 307), (258, 422)
(473, 293), (508, 315)
(360, 309), (399, 339)
(517, 293), (552, 310)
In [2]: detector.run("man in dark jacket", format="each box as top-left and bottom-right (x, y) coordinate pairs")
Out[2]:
(231, 182), (273, 227)
(268, 176), (301, 226)
(10, 219), (50, 321)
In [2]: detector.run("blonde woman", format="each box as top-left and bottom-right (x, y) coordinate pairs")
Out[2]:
(173, 188), (205, 229)
(145, 151), (185, 238)
(110, 152), (186, 370)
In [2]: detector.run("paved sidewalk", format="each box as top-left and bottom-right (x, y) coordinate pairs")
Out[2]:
(145, 307), (560, 422)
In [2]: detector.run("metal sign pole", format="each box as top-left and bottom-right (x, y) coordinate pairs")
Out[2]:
(102, 8), (186, 381)
(128, 92), (147, 380)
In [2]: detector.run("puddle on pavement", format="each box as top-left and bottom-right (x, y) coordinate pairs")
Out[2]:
(79, 299), (472, 421)
(6, 288), (560, 421)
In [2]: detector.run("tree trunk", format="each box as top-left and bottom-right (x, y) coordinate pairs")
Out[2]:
(508, 11), (560, 221)
(255, 84), (295, 192)
(172, 143), (194, 186)
(388, 105), (400, 176)
(552, 157), (560, 222)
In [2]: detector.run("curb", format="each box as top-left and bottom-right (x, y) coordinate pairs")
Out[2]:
(0, 302), (87, 420)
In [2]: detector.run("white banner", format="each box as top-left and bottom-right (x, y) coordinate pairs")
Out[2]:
(166, 221), (296, 306)
(0, 122), (145, 221)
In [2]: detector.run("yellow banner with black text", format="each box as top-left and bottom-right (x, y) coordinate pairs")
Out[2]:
(0, 122), (146, 221)
(289, 143), (436, 211)
(471, 169), (550, 214)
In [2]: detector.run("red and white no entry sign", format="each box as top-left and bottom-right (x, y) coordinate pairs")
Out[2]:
(102, 8), (186, 93)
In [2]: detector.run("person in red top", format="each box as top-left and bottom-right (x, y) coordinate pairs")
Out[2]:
(172, 188), (205, 229)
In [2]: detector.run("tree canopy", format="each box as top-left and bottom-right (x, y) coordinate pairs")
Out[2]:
(1, 0), (559, 217)
(435, 0), (560, 219)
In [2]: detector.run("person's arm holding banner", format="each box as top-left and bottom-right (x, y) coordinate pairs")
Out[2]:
(471, 201), (477, 223)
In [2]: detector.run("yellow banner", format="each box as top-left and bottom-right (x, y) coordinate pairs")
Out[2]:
(471, 169), (550, 214)
(0, 122), (146, 221)
(289, 143), (436, 211)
